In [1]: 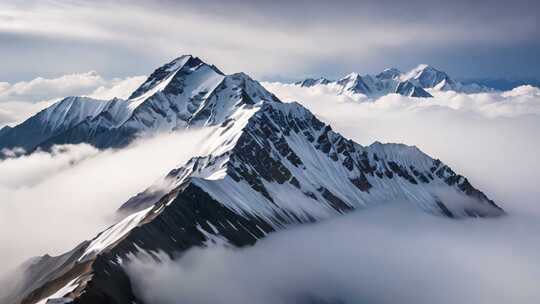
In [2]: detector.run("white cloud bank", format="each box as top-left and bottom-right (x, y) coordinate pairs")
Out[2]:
(0, 72), (145, 127)
(127, 203), (540, 304)
(126, 84), (540, 304)
(0, 128), (211, 277)
(0, 71), (105, 102)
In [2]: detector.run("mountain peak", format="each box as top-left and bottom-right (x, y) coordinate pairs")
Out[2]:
(415, 63), (431, 71)
(376, 68), (402, 80)
(296, 70), (432, 98)
(295, 77), (331, 87)
(128, 55), (223, 100)
(401, 64), (453, 89)
(411, 64), (445, 77)
(0, 55), (279, 152)
(341, 72), (361, 80)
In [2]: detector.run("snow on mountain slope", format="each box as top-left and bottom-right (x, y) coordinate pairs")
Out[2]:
(294, 64), (492, 98)
(297, 71), (432, 98)
(376, 67), (402, 80)
(395, 80), (433, 97)
(0, 96), (129, 152)
(0, 59), (493, 155)
(0, 59), (494, 155)
(401, 64), (455, 89)
(118, 97), (505, 230)
(120, 100), (502, 220)
(0, 55), (281, 153)
(398, 64), (493, 93)
(294, 77), (331, 87)
(102, 54), (278, 134)
(124, 55), (226, 121)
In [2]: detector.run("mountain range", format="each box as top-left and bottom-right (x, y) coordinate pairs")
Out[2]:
(294, 64), (491, 98)
(0, 55), (279, 154)
(1, 56), (504, 304)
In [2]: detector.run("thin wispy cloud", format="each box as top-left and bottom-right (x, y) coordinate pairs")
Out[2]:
(0, 0), (538, 81)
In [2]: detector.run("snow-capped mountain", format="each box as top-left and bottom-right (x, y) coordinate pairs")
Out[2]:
(0, 55), (280, 154)
(294, 77), (331, 87)
(297, 71), (432, 98)
(401, 64), (491, 93)
(401, 64), (455, 90)
(5, 56), (504, 304)
(0, 96), (129, 152)
(294, 64), (491, 98)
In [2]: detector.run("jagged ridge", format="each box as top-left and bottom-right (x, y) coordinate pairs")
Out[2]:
(294, 64), (492, 97)
(0, 55), (280, 154)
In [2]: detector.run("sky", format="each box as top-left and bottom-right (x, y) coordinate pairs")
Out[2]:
(0, 0), (539, 83)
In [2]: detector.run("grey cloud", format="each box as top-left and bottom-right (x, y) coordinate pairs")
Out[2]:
(0, 71), (105, 102)
(0, 0), (539, 82)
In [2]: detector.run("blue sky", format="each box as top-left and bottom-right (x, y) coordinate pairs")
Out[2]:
(0, 0), (539, 82)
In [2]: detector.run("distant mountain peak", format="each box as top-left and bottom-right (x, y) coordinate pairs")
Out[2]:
(376, 67), (402, 80)
(294, 64), (493, 97)
(330, 71), (432, 98)
(402, 64), (453, 88)
(341, 72), (361, 80)
(295, 77), (331, 87)
(407, 64), (441, 76)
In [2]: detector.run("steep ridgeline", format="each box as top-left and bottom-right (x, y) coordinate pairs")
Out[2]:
(295, 64), (491, 98)
(0, 97), (128, 152)
(0, 55), (280, 154)
(13, 94), (503, 303)
(336, 71), (433, 98)
(295, 70), (432, 98)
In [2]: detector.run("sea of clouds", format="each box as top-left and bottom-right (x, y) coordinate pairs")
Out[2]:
(0, 75), (539, 303)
